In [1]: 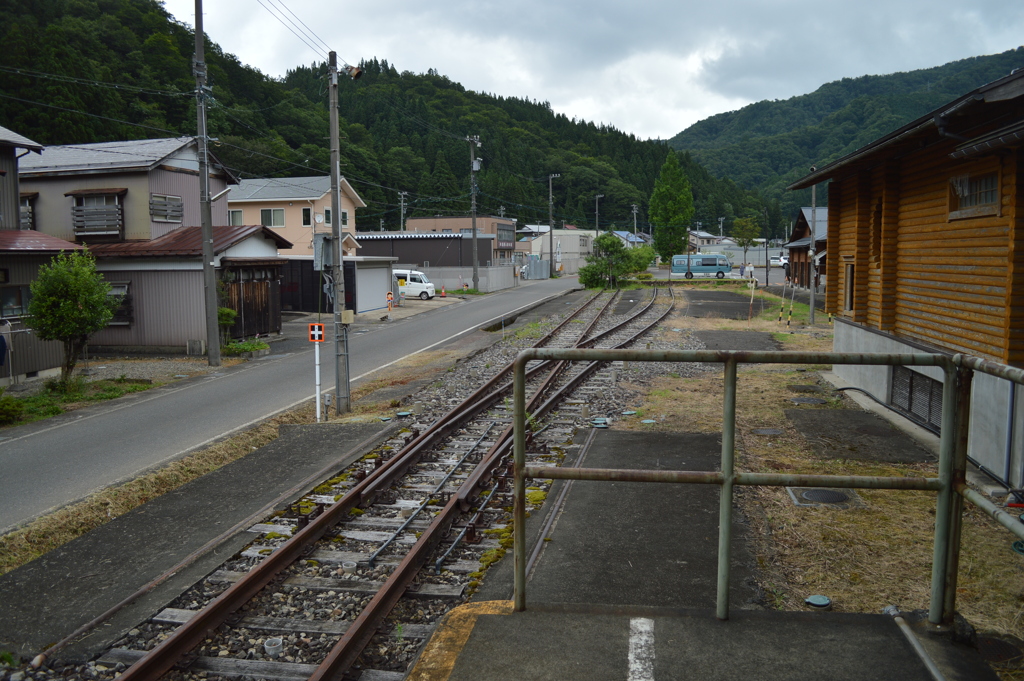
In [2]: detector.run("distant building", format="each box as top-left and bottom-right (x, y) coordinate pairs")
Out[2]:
(405, 215), (516, 264)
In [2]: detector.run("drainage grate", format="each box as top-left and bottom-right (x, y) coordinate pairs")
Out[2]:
(787, 487), (862, 508)
(977, 635), (1024, 664)
(801, 489), (849, 504)
(791, 397), (827, 405)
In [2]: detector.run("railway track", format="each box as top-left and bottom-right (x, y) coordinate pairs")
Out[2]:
(84, 287), (676, 681)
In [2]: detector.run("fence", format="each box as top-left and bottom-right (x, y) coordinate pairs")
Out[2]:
(511, 349), (1024, 624)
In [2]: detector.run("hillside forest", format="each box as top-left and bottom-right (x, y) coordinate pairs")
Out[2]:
(2, 0), (1020, 241)
(0, 0), (775, 238)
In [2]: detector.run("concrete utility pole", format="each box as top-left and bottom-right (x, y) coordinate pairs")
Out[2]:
(498, 206), (505, 218)
(398, 191), (407, 231)
(468, 136), (481, 290)
(631, 204), (638, 237)
(329, 51), (361, 414)
(548, 173), (559, 277)
(194, 0), (220, 367)
(809, 166), (817, 324)
(718, 216), (725, 237)
(595, 194), (604, 231)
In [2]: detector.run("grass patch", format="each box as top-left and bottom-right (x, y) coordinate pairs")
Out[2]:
(0, 377), (156, 428)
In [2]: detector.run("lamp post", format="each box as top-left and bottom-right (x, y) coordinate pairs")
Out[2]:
(809, 166), (817, 324)
(549, 173), (560, 277)
(595, 194), (604, 231)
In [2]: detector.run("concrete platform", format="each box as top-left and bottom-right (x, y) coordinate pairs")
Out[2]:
(410, 428), (999, 681)
(0, 422), (390, 662)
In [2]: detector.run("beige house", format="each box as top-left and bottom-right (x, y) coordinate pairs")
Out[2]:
(227, 176), (365, 257)
(405, 215), (516, 265)
(18, 137), (235, 243)
(516, 226), (596, 275)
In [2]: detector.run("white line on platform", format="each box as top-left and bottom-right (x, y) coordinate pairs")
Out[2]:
(628, 617), (656, 681)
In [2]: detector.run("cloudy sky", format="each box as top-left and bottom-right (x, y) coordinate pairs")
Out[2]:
(161, 0), (1024, 140)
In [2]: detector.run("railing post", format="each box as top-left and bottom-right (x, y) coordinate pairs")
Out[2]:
(929, 360), (959, 624)
(716, 356), (737, 620)
(942, 364), (972, 623)
(513, 353), (529, 612)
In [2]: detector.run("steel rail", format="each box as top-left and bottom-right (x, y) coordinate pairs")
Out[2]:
(313, 289), (675, 681)
(113, 288), (612, 681)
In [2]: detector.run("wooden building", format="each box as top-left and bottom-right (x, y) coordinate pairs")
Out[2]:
(784, 207), (827, 289)
(788, 68), (1024, 486)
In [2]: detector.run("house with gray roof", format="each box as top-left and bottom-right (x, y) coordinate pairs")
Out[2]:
(19, 137), (236, 243)
(227, 176), (365, 257)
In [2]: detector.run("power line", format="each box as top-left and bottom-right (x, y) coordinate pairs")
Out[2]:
(0, 65), (191, 98)
(265, 0), (333, 55)
(255, 0), (325, 59)
(0, 92), (184, 137)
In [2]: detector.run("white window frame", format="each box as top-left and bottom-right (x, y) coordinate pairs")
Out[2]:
(229, 209), (244, 226)
(302, 207), (312, 226)
(324, 208), (332, 225)
(150, 193), (183, 223)
(261, 208), (285, 228)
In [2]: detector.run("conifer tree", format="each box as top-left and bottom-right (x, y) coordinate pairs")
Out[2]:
(649, 152), (694, 261)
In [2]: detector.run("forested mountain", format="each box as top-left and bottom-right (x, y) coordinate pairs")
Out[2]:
(0, 0), (774, 235)
(668, 48), (1024, 213)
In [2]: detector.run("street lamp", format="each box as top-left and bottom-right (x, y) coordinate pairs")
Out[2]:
(595, 194), (605, 231)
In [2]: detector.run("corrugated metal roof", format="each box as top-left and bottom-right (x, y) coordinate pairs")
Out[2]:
(19, 137), (194, 175)
(0, 125), (43, 152)
(355, 232), (466, 239)
(228, 175), (366, 207)
(0, 230), (83, 252)
(87, 225), (292, 257)
(612, 230), (645, 243)
(800, 207), (828, 225)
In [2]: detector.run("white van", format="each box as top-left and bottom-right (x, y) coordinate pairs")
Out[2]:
(393, 269), (436, 300)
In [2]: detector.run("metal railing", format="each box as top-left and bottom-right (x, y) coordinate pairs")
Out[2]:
(512, 349), (1024, 625)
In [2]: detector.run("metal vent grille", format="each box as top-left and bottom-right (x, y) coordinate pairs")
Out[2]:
(891, 365), (942, 433)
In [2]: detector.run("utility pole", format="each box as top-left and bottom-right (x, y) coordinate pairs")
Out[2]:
(718, 216), (725, 237)
(548, 173), (559, 277)
(498, 206), (505, 218)
(763, 206), (770, 287)
(194, 0), (220, 367)
(329, 51), (361, 414)
(809, 166), (817, 324)
(468, 135), (481, 290)
(631, 204), (638, 237)
(595, 194), (604, 231)
(398, 191), (407, 231)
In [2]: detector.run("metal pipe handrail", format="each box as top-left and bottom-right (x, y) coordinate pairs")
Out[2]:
(512, 349), (978, 626)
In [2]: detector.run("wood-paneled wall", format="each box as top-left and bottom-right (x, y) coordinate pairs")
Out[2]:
(828, 143), (1018, 363)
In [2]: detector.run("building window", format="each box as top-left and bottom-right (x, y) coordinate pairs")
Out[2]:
(341, 210), (348, 227)
(107, 282), (133, 326)
(69, 191), (124, 237)
(1, 285), (31, 318)
(19, 195), (36, 230)
(843, 263), (856, 312)
(261, 208), (285, 228)
(228, 209), (244, 226)
(949, 172), (999, 219)
(324, 208), (331, 225)
(302, 207), (312, 226)
(149, 194), (183, 222)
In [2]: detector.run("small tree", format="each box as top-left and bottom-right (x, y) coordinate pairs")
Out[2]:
(579, 232), (633, 288)
(732, 216), (761, 270)
(27, 251), (119, 389)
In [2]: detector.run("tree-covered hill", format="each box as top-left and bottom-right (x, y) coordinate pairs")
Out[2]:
(667, 48), (1024, 213)
(0, 0), (774, 235)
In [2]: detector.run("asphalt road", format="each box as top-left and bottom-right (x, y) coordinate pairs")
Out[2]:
(0, 277), (579, 533)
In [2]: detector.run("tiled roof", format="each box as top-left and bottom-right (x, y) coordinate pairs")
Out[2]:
(0, 230), (83, 252)
(0, 125), (43, 152)
(19, 137), (195, 175)
(87, 225), (292, 257)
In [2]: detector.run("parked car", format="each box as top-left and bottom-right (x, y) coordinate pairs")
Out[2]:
(393, 269), (435, 300)
(769, 255), (789, 267)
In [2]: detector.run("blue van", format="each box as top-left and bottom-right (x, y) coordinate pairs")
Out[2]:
(671, 254), (733, 279)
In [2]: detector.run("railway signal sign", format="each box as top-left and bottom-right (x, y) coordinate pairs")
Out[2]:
(309, 323), (325, 343)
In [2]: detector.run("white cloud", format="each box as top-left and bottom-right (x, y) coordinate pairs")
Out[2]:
(161, 0), (1024, 140)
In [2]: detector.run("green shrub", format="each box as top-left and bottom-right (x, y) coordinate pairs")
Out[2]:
(636, 272), (654, 281)
(0, 389), (24, 425)
(222, 339), (270, 356)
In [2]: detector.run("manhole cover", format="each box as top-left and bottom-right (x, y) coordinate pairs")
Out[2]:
(751, 428), (784, 436)
(801, 489), (849, 504)
(791, 397), (827, 405)
(977, 635), (1024, 663)
(788, 384), (823, 393)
